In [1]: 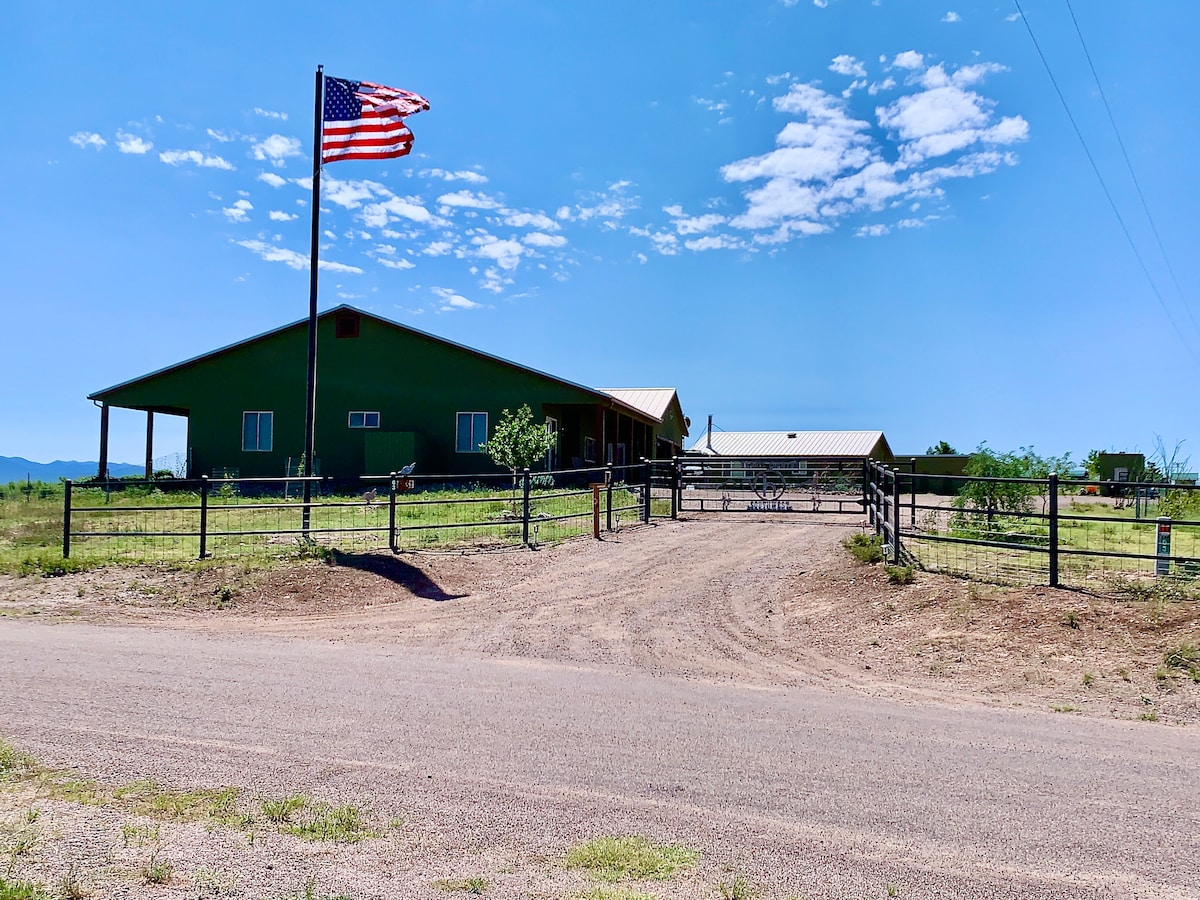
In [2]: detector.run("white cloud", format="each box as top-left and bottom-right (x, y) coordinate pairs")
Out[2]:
(159, 149), (235, 170)
(897, 218), (925, 228)
(207, 128), (234, 142)
(522, 232), (568, 248)
(868, 78), (896, 95)
(942, 11), (961, 22)
(663, 206), (727, 235)
(378, 257), (416, 270)
(1005, 12), (1022, 22)
(258, 172), (287, 188)
(69, 132), (106, 150)
(683, 234), (746, 251)
(253, 108), (288, 120)
(571, 182), (639, 222)
(504, 211), (560, 231)
(251, 134), (302, 166)
(892, 51), (925, 70)
(856, 224), (890, 237)
(471, 233), (525, 271)
(555, 205), (572, 220)
(236, 239), (362, 273)
(421, 168), (488, 184)
(222, 199), (253, 222)
(268, 210), (298, 222)
(437, 189), (500, 210)
(115, 131), (153, 154)
(877, 65), (1027, 164)
(813, 0), (828, 7)
(432, 286), (482, 310)
(829, 55), (867, 78)
(714, 63), (1025, 244)
(422, 241), (453, 256)
(695, 97), (730, 114)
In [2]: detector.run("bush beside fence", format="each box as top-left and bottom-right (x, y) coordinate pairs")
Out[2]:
(866, 460), (1200, 592)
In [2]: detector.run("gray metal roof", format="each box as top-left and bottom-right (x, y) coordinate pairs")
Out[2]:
(598, 388), (677, 423)
(687, 430), (889, 458)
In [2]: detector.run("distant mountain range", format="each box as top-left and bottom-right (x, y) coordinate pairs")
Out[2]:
(0, 456), (144, 484)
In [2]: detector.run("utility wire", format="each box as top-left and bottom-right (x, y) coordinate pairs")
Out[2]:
(1012, 0), (1200, 366)
(1064, 0), (1200, 338)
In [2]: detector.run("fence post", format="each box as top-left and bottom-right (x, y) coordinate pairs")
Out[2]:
(388, 472), (398, 553)
(521, 468), (531, 545)
(592, 483), (602, 538)
(670, 457), (679, 520)
(1048, 472), (1059, 587)
(863, 459), (872, 523)
(642, 458), (651, 523)
(198, 476), (209, 560)
(892, 470), (902, 562)
(910, 458), (917, 527)
(62, 480), (72, 559)
(606, 464), (613, 532)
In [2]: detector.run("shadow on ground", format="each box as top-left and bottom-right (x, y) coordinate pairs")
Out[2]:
(333, 552), (467, 601)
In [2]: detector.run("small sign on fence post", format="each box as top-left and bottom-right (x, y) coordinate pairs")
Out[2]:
(1156, 517), (1172, 577)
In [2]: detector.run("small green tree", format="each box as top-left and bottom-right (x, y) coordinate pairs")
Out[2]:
(481, 405), (557, 505)
(1083, 449), (1103, 480)
(926, 440), (957, 455)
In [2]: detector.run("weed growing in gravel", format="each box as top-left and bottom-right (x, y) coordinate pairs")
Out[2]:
(38, 776), (102, 806)
(1163, 642), (1200, 682)
(843, 533), (884, 565)
(112, 780), (239, 822)
(1139, 711), (1159, 722)
(0, 878), (48, 900)
(885, 564), (914, 585)
(193, 867), (237, 898)
(565, 835), (699, 882)
(261, 794), (307, 824)
(121, 821), (160, 848)
(1051, 704), (1079, 713)
(718, 875), (755, 899)
(1062, 611), (1080, 630)
(285, 803), (377, 843)
(1082, 672), (1095, 687)
(140, 849), (172, 885)
(0, 741), (35, 780)
(433, 876), (488, 894)
(273, 880), (355, 900)
(577, 889), (657, 900)
(58, 864), (85, 900)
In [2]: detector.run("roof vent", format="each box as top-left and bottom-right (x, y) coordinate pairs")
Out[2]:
(335, 313), (360, 339)
(787, 432), (797, 439)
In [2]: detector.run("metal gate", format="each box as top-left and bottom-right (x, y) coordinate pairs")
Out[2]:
(672, 457), (867, 516)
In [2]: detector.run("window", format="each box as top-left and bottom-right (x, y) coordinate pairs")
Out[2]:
(584, 436), (596, 463)
(455, 412), (488, 453)
(335, 313), (360, 338)
(242, 411), (273, 452)
(348, 411), (380, 429)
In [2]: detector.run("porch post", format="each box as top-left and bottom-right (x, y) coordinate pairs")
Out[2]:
(98, 403), (110, 481)
(144, 411), (155, 480)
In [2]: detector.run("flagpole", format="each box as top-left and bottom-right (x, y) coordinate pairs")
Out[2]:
(302, 64), (324, 535)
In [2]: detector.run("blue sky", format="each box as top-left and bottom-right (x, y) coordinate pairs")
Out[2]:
(4, 1), (1198, 466)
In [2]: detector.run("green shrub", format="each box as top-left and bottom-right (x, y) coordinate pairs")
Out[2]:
(885, 564), (914, 585)
(843, 532), (884, 564)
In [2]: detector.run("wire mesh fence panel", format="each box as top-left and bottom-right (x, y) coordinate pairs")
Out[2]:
(881, 467), (1200, 593)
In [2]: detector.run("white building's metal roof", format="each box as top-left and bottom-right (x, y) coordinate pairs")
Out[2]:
(687, 430), (889, 458)
(599, 388), (678, 423)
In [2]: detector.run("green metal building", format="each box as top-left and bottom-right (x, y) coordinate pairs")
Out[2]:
(88, 306), (689, 480)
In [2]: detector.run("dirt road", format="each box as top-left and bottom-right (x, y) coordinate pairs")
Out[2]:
(1, 520), (1198, 898)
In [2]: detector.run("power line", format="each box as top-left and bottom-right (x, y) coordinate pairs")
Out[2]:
(1063, 0), (1200, 338)
(1012, 0), (1200, 366)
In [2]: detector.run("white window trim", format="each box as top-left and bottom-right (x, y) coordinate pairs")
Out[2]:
(242, 410), (274, 452)
(455, 411), (488, 453)
(348, 411), (381, 429)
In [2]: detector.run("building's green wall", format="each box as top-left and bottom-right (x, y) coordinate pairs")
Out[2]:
(95, 312), (680, 479)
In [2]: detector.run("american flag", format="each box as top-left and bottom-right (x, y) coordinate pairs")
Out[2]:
(322, 76), (430, 164)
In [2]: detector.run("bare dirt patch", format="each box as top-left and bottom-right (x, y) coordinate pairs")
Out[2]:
(2, 517), (1197, 723)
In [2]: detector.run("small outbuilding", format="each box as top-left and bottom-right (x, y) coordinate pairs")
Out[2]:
(687, 429), (894, 463)
(88, 305), (688, 480)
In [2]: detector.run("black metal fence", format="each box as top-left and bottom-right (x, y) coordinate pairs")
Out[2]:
(866, 460), (1200, 591)
(61, 462), (664, 562)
